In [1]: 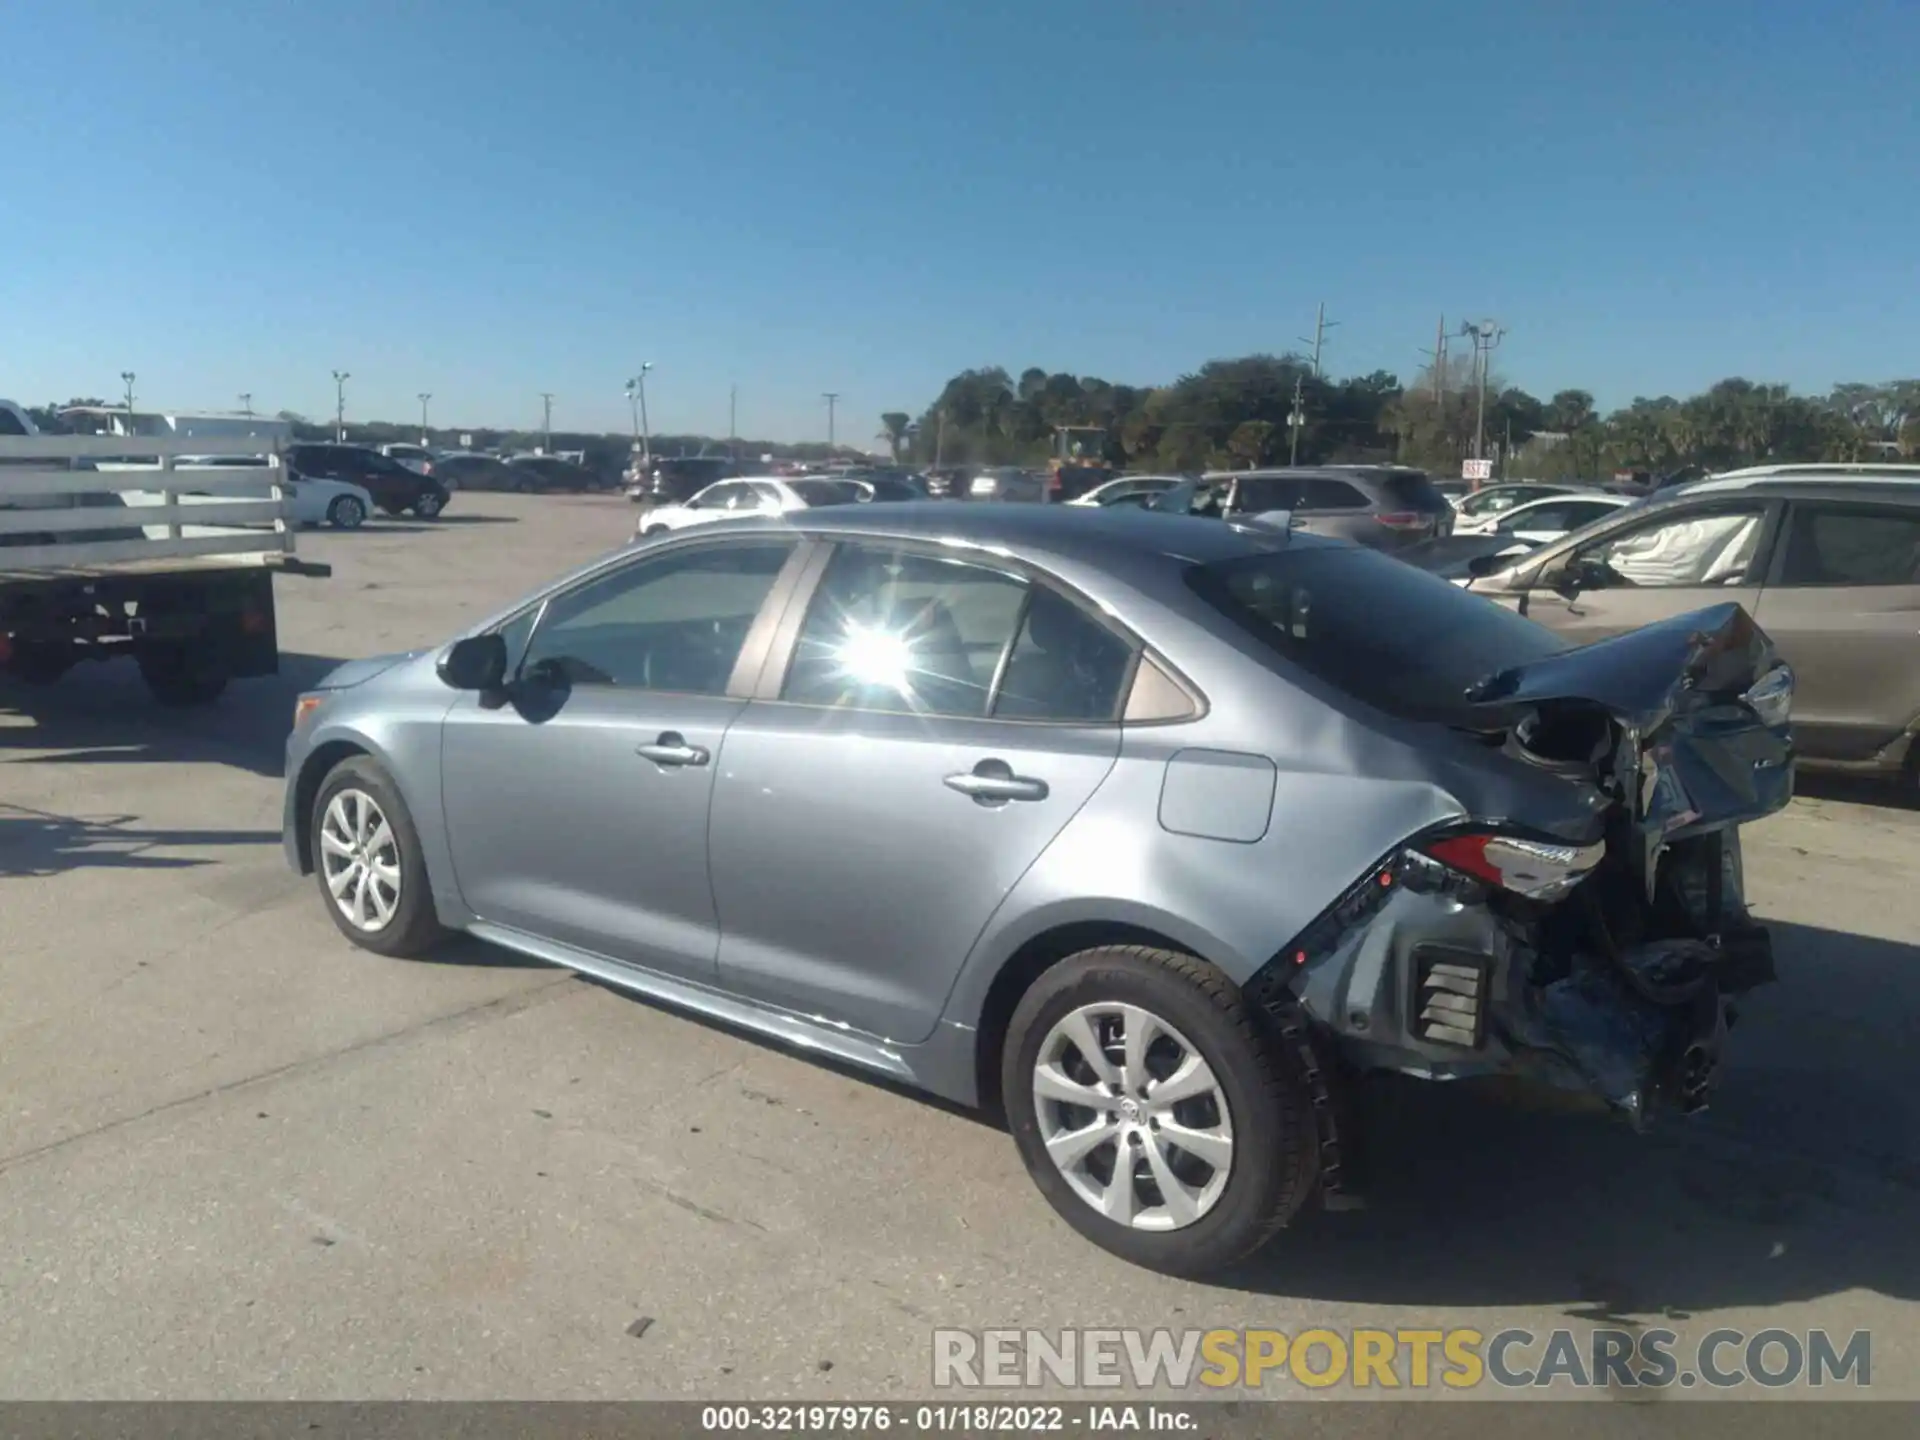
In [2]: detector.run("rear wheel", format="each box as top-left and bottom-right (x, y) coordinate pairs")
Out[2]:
(644, 524), (670, 537)
(311, 757), (447, 956)
(1002, 946), (1319, 1275)
(327, 494), (366, 530)
(137, 642), (229, 706)
(412, 491), (445, 519)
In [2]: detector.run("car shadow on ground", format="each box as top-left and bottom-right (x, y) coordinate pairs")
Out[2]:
(1793, 770), (1915, 811)
(1217, 917), (1920, 1313)
(0, 803), (279, 877)
(0, 651), (345, 779)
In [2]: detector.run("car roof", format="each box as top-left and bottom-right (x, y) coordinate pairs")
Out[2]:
(1669, 470), (1920, 501)
(721, 500), (1308, 569)
(1655, 476), (1920, 506)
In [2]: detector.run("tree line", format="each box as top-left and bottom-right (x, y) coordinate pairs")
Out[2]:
(881, 361), (1920, 481)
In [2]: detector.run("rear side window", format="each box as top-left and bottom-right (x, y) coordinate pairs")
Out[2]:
(1778, 505), (1920, 586)
(0, 409), (29, 436)
(789, 479), (859, 506)
(1189, 547), (1568, 722)
(993, 588), (1135, 722)
(1297, 479), (1369, 510)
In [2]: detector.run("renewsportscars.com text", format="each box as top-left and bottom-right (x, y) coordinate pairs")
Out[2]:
(932, 1326), (1872, 1391)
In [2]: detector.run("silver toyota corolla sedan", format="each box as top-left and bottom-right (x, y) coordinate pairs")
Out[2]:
(283, 504), (1794, 1274)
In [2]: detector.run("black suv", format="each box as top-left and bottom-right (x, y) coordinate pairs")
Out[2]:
(287, 444), (451, 518)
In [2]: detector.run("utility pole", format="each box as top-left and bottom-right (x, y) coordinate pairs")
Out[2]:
(418, 392), (432, 442)
(331, 370), (350, 442)
(540, 392), (554, 454)
(1458, 319), (1506, 462)
(933, 408), (947, 470)
(120, 371), (136, 417)
(729, 383), (738, 457)
(822, 392), (840, 454)
(1298, 302), (1339, 378)
(1434, 315), (1447, 407)
(1287, 374), (1306, 466)
(237, 392), (252, 417)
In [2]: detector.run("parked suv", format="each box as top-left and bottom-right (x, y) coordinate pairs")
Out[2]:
(1165, 467), (1455, 549)
(287, 444), (451, 519)
(1464, 474), (1920, 792)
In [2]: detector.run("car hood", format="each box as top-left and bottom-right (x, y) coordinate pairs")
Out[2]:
(314, 650), (426, 691)
(1463, 602), (1793, 869)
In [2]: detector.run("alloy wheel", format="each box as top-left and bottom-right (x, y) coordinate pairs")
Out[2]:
(319, 789), (402, 932)
(1031, 1002), (1234, 1231)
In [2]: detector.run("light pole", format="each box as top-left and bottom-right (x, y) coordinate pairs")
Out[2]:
(331, 370), (350, 442)
(418, 392), (432, 443)
(822, 392), (840, 455)
(1458, 319), (1506, 462)
(729, 382), (738, 458)
(625, 377), (642, 453)
(540, 393), (554, 454)
(120, 371), (136, 417)
(630, 364), (652, 468)
(237, 392), (253, 417)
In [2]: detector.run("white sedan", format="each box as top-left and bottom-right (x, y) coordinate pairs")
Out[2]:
(1478, 491), (1632, 546)
(634, 476), (863, 538)
(1449, 482), (1587, 531)
(1067, 475), (1186, 508)
(137, 458), (376, 530)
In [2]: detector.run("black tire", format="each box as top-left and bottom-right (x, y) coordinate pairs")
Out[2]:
(644, 524), (670, 537)
(310, 756), (447, 957)
(327, 494), (367, 530)
(412, 491), (445, 519)
(137, 642), (229, 706)
(1002, 945), (1319, 1275)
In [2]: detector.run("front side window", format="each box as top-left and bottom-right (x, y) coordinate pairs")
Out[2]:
(1777, 505), (1920, 587)
(782, 545), (1029, 717)
(1233, 476), (1302, 513)
(1580, 505), (1766, 588)
(518, 540), (794, 692)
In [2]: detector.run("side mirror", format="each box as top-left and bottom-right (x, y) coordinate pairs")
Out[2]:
(437, 633), (508, 691)
(1551, 557), (1607, 597)
(1465, 552), (1506, 579)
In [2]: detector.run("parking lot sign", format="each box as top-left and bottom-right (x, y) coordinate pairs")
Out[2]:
(1462, 458), (1493, 481)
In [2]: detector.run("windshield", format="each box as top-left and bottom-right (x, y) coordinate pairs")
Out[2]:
(1189, 546), (1569, 721)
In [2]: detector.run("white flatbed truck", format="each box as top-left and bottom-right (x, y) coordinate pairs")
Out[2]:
(0, 400), (328, 705)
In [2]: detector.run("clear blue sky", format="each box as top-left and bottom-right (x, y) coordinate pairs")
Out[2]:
(4, 0), (1914, 442)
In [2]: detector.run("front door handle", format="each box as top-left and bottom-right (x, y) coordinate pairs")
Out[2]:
(944, 759), (1048, 804)
(636, 731), (709, 767)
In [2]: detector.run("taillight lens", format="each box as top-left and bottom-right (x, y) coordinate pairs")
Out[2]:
(1421, 830), (1604, 900)
(1374, 510), (1431, 530)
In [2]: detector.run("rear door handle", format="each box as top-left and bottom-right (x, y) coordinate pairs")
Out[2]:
(944, 760), (1048, 804)
(636, 731), (709, 767)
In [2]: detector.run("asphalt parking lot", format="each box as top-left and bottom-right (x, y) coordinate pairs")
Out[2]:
(2, 492), (1918, 1404)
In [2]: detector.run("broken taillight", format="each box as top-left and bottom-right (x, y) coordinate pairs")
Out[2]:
(1421, 830), (1604, 901)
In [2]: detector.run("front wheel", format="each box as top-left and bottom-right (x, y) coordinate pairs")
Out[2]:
(412, 492), (445, 519)
(1002, 946), (1319, 1275)
(311, 757), (447, 956)
(327, 494), (367, 529)
(643, 524), (670, 537)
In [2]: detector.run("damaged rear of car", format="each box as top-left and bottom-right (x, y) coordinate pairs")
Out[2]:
(1195, 547), (1795, 1127)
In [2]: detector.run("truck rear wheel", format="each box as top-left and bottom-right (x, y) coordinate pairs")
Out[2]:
(137, 642), (230, 706)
